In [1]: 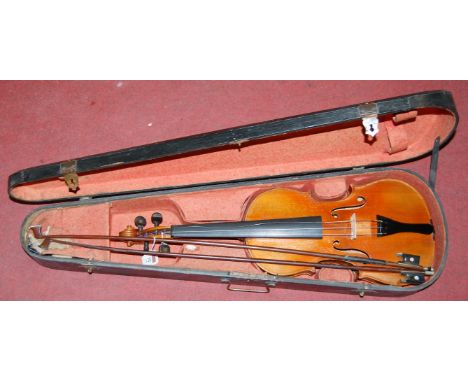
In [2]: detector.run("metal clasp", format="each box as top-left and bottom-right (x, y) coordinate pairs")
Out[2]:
(359, 102), (380, 138)
(60, 160), (79, 192)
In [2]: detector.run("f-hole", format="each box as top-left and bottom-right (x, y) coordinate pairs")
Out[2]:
(331, 196), (366, 219)
(332, 240), (370, 258)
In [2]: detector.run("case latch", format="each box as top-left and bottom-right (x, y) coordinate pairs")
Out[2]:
(60, 160), (79, 192)
(359, 102), (380, 138)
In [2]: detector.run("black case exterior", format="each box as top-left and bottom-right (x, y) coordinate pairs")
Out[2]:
(13, 90), (459, 297)
(9, 90), (457, 202)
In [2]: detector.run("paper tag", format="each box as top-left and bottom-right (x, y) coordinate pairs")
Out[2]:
(142, 255), (159, 265)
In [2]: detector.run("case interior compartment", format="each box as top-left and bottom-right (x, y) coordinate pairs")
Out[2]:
(25, 169), (446, 288)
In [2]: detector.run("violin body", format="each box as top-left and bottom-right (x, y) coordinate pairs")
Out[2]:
(244, 179), (434, 285)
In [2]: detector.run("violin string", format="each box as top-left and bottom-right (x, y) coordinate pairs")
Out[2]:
(322, 219), (381, 224)
(323, 233), (381, 236)
(321, 226), (380, 230)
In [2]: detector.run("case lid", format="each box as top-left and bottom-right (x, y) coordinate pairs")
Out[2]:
(8, 90), (458, 203)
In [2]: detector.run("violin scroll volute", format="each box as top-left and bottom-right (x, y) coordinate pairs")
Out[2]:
(118, 225), (139, 247)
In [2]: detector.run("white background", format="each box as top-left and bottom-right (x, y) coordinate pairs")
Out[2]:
(1, 1), (467, 381)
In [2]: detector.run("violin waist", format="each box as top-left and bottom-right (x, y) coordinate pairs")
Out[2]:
(171, 217), (323, 239)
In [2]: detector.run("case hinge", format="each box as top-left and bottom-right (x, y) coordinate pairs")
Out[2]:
(429, 137), (440, 189)
(359, 102), (380, 138)
(60, 160), (79, 192)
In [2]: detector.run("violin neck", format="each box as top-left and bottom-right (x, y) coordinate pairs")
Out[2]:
(170, 217), (324, 239)
(168, 215), (435, 239)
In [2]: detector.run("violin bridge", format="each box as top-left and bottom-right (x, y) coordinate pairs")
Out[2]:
(355, 216), (373, 238)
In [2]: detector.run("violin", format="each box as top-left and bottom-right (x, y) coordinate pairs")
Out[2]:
(30, 179), (435, 287)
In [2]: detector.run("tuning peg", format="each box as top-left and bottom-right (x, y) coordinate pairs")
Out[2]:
(151, 212), (163, 227)
(134, 216), (147, 232)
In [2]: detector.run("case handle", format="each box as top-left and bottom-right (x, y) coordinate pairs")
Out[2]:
(226, 283), (271, 293)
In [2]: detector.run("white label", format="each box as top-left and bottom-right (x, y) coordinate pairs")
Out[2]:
(142, 255), (159, 265)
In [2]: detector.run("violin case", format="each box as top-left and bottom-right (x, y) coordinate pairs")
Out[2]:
(9, 90), (458, 297)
